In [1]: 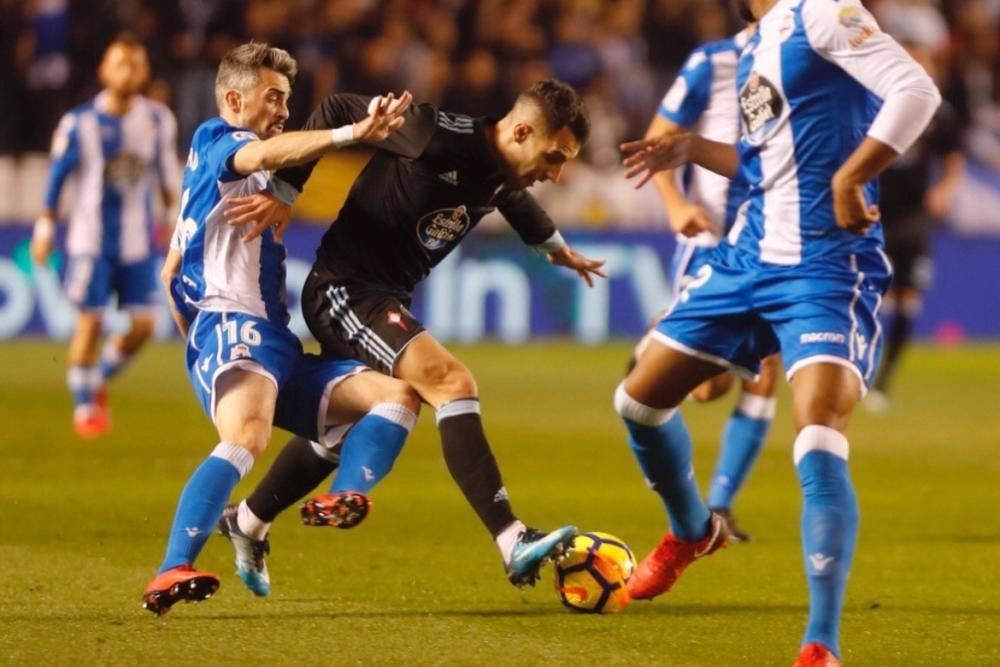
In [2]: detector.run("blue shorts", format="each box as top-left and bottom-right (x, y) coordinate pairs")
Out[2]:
(655, 248), (892, 394)
(185, 311), (367, 443)
(65, 255), (159, 310)
(669, 241), (718, 299)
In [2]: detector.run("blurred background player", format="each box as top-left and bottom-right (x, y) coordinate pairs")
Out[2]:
(29, 34), (180, 438)
(634, 15), (778, 542)
(618, 0), (940, 663)
(866, 40), (966, 411)
(141, 42), (419, 614)
(223, 80), (605, 588)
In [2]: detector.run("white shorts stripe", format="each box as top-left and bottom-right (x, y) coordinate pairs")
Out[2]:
(326, 287), (396, 369)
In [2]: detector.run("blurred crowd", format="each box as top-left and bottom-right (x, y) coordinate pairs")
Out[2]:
(2, 0), (999, 226)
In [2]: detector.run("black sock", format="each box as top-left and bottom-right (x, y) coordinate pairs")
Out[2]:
(437, 399), (517, 537)
(874, 311), (913, 393)
(246, 436), (337, 522)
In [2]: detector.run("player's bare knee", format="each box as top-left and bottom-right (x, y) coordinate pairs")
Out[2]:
(232, 415), (271, 458)
(386, 380), (422, 415)
(422, 358), (478, 399)
(129, 314), (156, 342)
(792, 388), (852, 433)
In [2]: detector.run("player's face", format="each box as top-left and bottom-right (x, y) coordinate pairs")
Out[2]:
(238, 68), (291, 139)
(509, 124), (580, 189)
(98, 44), (150, 97)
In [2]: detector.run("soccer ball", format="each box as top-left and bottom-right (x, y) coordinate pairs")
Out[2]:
(554, 531), (636, 614)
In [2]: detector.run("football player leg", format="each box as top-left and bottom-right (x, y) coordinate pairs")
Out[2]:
(396, 332), (577, 586)
(615, 339), (731, 600)
(143, 369), (274, 615)
(788, 362), (860, 663)
(64, 255), (111, 437)
(98, 257), (159, 406)
(222, 360), (420, 595)
(706, 353), (781, 542)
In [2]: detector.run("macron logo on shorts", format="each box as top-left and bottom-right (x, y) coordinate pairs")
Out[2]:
(800, 332), (846, 345)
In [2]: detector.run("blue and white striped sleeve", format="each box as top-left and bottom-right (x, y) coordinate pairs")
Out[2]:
(658, 49), (715, 129)
(803, 0), (941, 153)
(206, 128), (260, 182)
(43, 112), (80, 210)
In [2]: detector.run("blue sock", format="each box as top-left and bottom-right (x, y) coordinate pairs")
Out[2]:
(795, 426), (858, 657)
(159, 443), (254, 573)
(330, 403), (415, 494)
(707, 400), (773, 509)
(67, 365), (98, 407)
(616, 385), (710, 541)
(100, 342), (132, 382)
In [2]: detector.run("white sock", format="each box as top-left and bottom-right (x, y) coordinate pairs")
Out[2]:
(495, 520), (527, 564)
(236, 500), (270, 540)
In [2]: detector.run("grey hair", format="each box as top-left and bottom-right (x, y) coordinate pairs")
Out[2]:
(215, 42), (297, 107)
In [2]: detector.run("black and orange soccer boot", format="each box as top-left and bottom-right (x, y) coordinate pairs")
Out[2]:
(300, 491), (371, 528)
(142, 566), (220, 616)
(627, 512), (729, 600)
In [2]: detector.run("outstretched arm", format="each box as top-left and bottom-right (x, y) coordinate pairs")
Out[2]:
(621, 133), (739, 188)
(645, 115), (714, 237)
(159, 245), (188, 336)
(232, 92), (412, 175)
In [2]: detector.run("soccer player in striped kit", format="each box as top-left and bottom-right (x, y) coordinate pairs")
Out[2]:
(633, 19), (781, 542)
(30, 34), (180, 438)
(619, 0), (940, 663)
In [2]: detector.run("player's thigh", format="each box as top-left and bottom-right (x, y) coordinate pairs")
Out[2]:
(789, 362), (859, 432)
(65, 255), (112, 310)
(624, 337), (726, 409)
(395, 331), (476, 407)
(742, 353), (781, 397)
(186, 311), (299, 449)
(215, 369), (278, 455)
(302, 274), (426, 376)
(326, 368), (420, 422)
(689, 372), (734, 403)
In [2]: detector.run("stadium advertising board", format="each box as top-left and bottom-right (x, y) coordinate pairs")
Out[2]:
(0, 225), (996, 341)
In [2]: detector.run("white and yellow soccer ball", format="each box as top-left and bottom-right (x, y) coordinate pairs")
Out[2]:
(554, 531), (636, 614)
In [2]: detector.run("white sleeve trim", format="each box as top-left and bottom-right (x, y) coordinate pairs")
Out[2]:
(803, 0), (941, 154)
(531, 230), (567, 254)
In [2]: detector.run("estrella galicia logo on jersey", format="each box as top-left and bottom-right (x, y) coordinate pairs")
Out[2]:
(103, 153), (149, 187)
(839, 7), (877, 48)
(739, 70), (785, 145)
(416, 206), (470, 251)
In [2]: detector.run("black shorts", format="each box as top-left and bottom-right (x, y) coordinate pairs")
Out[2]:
(302, 269), (425, 375)
(883, 224), (932, 292)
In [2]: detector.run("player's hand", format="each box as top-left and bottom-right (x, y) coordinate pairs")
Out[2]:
(225, 192), (293, 242)
(832, 174), (879, 234)
(621, 133), (692, 189)
(668, 202), (713, 237)
(354, 91), (413, 144)
(547, 245), (608, 288)
(30, 214), (56, 266)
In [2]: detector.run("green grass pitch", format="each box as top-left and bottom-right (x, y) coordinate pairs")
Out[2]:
(0, 341), (997, 665)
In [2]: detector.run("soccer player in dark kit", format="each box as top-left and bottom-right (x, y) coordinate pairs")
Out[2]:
(223, 79), (607, 589)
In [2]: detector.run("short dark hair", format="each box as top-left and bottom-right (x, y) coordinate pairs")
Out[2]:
(216, 42), (298, 106)
(517, 79), (590, 142)
(108, 31), (144, 50)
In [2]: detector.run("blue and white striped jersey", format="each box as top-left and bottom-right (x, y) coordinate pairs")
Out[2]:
(659, 30), (751, 247)
(171, 117), (288, 325)
(732, 0), (939, 265)
(44, 91), (180, 262)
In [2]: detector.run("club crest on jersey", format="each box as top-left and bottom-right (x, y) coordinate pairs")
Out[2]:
(739, 70), (785, 145)
(386, 310), (409, 331)
(230, 343), (251, 361)
(416, 206), (470, 250)
(839, 7), (877, 48)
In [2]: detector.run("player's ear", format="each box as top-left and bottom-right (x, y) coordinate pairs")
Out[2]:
(223, 89), (243, 115)
(513, 123), (533, 144)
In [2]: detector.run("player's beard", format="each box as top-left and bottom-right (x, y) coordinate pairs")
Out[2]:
(732, 0), (756, 21)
